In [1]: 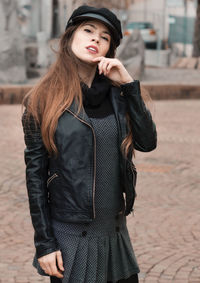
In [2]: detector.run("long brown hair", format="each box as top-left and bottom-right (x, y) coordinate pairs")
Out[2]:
(22, 21), (150, 159)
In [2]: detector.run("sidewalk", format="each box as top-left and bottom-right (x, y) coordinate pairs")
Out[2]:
(0, 101), (200, 282)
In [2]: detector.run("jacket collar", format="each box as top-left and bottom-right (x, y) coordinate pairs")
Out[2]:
(66, 98), (91, 125)
(67, 85), (127, 133)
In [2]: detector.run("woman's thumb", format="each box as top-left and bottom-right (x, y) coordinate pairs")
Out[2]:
(56, 250), (64, 271)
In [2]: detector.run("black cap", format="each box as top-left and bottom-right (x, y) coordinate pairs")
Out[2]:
(65, 5), (123, 47)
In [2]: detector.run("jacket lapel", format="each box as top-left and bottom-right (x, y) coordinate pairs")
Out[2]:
(109, 86), (127, 142)
(67, 99), (91, 125)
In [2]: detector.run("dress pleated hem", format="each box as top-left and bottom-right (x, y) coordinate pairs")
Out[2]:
(32, 226), (140, 283)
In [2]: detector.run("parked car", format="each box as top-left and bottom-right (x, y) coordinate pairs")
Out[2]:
(124, 22), (157, 49)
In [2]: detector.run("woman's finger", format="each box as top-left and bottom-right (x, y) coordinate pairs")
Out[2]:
(92, 56), (104, 63)
(56, 250), (65, 272)
(40, 262), (52, 275)
(47, 262), (54, 276)
(106, 62), (115, 74)
(50, 262), (64, 278)
(101, 60), (110, 75)
(98, 58), (106, 74)
(99, 58), (113, 75)
(48, 257), (64, 278)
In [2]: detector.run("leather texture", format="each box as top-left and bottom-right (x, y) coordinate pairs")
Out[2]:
(22, 80), (157, 259)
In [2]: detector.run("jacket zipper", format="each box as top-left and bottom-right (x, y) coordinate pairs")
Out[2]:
(47, 173), (58, 187)
(65, 108), (96, 219)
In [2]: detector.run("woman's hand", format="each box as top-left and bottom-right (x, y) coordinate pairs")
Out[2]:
(38, 250), (64, 278)
(92, 57), (134, 85)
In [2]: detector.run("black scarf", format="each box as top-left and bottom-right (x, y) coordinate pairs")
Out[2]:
(81, 70), (114, 118)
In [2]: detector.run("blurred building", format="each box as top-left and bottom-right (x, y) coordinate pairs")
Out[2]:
(128, 0), (196, 33)
(18, 0), (134, 40)
(18, 0), (81, 39)
(127, 0), (196, 55)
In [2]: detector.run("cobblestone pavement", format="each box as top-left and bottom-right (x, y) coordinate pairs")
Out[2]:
(0, 101), (200, 283)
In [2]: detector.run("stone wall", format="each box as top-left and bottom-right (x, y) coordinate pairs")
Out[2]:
(1, 84), (200, 105)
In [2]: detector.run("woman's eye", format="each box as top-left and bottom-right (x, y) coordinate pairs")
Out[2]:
(102, 36), (109, 41)
(84, 28), (92, 33)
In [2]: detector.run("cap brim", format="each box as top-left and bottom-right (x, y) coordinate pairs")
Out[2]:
(73, 13), (115, 30)
(70, 13), (118, 40)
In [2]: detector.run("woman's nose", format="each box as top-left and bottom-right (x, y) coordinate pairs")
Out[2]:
(91, 35), (100, 44)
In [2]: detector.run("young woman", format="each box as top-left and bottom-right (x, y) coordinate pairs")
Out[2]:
(22, 5), (157, 283)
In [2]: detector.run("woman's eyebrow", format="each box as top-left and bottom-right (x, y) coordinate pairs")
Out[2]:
(85, 23), (111, 35)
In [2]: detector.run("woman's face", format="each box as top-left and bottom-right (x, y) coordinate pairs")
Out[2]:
(71, 20), (111, 64)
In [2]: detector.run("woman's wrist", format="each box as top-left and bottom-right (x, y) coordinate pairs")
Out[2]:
(120, 78), (135, 85)
(120, 75), (134, 85)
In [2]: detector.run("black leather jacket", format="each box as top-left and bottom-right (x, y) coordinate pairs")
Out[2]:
(22, 80), (157, 259)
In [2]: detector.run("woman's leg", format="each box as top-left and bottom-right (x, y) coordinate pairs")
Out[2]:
(107, 273), (139, 283)
(117, 273), (139, 283)
(50, 276), (62, 283)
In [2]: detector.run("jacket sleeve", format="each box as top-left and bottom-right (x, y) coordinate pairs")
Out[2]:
(121, 80), (157, 152)
(22, 110), (60, 259)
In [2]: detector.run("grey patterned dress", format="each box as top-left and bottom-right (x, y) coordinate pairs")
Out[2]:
(33, 113), (140, 283)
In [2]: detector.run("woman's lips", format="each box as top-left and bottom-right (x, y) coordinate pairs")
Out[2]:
(86, 45), (98, 54)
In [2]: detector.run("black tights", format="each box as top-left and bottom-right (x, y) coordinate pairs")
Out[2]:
(108, 273), (139, 282)
(50, 273), (139, 282)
